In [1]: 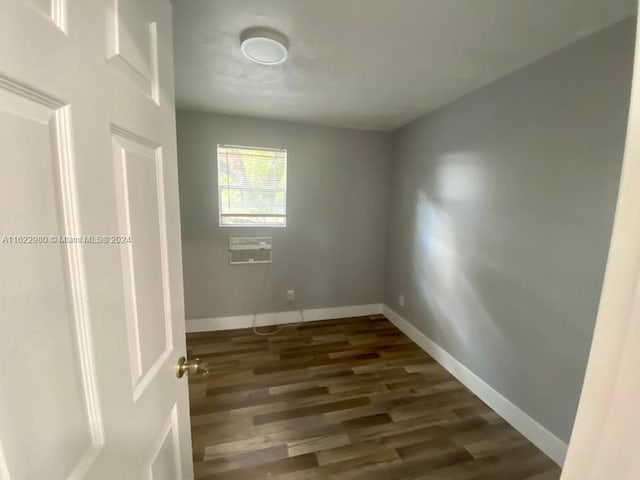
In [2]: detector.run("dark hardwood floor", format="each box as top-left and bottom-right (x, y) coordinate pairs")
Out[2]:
(186, 314), (561, 480)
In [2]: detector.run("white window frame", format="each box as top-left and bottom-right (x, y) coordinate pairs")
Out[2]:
(217, 144), (287, 227)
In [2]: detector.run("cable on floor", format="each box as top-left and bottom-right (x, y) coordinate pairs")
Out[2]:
(251, 264), (305, 336)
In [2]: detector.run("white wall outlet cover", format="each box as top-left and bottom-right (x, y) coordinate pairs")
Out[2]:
(399, 294), (405, 307)
(287, 290), (295, 301)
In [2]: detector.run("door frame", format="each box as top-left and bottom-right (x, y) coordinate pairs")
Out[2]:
(561, 10), (640, 480)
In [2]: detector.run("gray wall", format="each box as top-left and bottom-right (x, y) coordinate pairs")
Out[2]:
(177, 111), (392, 319)
(385, 18), (635, 443)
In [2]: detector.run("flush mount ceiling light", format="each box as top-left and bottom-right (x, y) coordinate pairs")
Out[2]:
(240, 27), (289, 66)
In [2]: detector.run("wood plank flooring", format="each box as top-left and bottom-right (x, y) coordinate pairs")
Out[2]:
(187, 314), (561, 480)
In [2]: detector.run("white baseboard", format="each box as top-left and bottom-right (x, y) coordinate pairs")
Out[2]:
(186, 303), (384, 333)
(383, 305), (567, 466)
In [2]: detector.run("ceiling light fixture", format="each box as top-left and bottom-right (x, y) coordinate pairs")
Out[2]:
(240, 27), (289, 66)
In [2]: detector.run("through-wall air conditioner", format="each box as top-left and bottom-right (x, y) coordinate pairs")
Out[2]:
(229, 237), (272, 264)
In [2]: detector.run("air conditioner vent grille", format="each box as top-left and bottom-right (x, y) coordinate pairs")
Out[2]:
(229, 237), (272, 264)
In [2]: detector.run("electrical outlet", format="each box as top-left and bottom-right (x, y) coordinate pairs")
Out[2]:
(287, 289), (295, 302)
(399, 294), (405, 307)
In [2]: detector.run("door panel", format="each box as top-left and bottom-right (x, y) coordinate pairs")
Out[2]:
(0, 82), (100, 480)
(106, 0), (159, 102)
(148, 407), (180, 480)
(0, 1), (192, 478)
(112, 131), (172, 395)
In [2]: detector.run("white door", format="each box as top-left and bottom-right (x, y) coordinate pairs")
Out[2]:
(0, 1), (193, 479)
(561, 11), (640, 480)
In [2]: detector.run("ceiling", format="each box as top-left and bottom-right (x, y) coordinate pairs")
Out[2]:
(172, 0), (637, 131)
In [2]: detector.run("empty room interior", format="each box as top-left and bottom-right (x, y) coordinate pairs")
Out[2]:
(175, 1), (637, 479)
(2, 0), (640, 479)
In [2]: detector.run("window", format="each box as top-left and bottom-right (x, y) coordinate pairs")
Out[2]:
(217, 144), (287, 227)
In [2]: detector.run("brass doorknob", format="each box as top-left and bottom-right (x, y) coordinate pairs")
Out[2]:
(176, 356), (209, 378)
